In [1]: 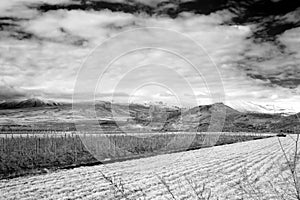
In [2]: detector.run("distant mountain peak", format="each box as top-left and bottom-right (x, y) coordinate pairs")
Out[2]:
(196, 102), (239, 114)
(228, 101), (297, 115)
(26, 97), (43, 101)
(213, 102), (225, 105)
(24, 98), (45, 104)
(0, 98), (62, 109)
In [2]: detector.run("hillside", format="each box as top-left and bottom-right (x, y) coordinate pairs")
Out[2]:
(0, 98), (299, 133)
(163, 103), (299, 133)
(0, 98), (63, 109)
(0, 98), (179, 131)
(162, 102), (239, 131)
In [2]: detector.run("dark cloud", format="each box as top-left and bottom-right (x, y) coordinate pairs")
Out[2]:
(29, 0), (154, 15)
(239, 61), (300, 89)
(247, 73), (300, 89)
(222, 0), (300, 46)
(0, 17), (37, 40)
(28, 0), (232, 18)
(177, 0), (228, 14)
(0, 17), (19, 29)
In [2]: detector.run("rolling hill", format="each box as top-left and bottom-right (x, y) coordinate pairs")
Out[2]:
(163, 103), (299, 133)
(0, 98), (63, 109)
(0, 98), (299, 133)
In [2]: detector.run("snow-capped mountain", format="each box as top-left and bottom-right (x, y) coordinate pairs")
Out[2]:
(227, 101), (297, 116)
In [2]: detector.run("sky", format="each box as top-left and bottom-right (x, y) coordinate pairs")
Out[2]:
(0, 0), (300, 113)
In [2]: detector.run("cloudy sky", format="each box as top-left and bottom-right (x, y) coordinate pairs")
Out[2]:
(0, 0), (300, 113)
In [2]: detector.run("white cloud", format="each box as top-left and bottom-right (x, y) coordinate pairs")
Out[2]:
(0, 2), (299, 112)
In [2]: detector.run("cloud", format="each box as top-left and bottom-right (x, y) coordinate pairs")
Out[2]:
(0, 0), (299, 112)
(23, 9), (137, 45)
(234, 24), (300, 90)
(2, 7), (247, 101)
(227, 0), (300, 42)
(0, 80), (28, 101)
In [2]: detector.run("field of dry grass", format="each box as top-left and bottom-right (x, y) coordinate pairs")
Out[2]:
(1, 135), (298, 200)
(0, 132), (271, 179)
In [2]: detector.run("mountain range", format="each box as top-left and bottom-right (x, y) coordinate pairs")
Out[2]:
(0, 98), (62, 109)
(0, 98), (299, 133)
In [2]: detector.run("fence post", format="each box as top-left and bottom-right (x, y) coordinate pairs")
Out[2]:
(2, 137), (4, 154)
(35, 135), (38, 160)
(74, 137), (77, 163)
(5, 133), (8, 154)
(54, 134), (57, 159)
(19, 134), (21, 154)
(114, 138), (117, 158)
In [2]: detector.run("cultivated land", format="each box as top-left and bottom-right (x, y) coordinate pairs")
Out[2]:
(0, 131), (271, 179)
(1, 136), (298, 200)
